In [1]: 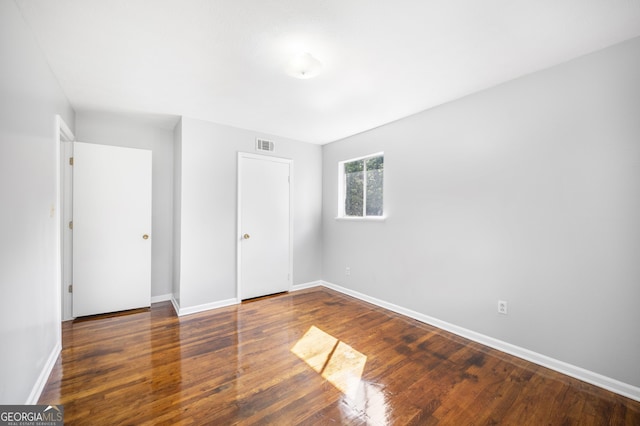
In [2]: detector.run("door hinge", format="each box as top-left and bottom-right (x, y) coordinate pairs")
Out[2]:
(68, 221), (73, 230)
(68, 284), (73, 293)
(69, 157), (74, 166)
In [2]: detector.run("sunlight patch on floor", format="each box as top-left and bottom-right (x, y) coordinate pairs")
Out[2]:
(291, 325), (367, 399)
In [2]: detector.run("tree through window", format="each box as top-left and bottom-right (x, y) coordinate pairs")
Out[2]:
(340, 153), (384, 217)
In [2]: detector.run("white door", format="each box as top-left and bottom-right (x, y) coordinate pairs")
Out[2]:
(238, 153), (292, 300)
(72, 142), (152, 317)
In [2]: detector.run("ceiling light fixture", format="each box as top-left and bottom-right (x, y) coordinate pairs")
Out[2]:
(286, 52), (323, 79)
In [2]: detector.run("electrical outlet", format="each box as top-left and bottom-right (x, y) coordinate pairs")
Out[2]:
(345, 267), (351, 276)
(498, 300), (508, 315)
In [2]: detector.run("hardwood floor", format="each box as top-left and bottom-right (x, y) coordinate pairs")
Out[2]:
(40, 287), (639, 425)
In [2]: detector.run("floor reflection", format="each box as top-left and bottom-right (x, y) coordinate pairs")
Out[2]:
(343, 380), (390, 424)
(291, 325), (367, 399)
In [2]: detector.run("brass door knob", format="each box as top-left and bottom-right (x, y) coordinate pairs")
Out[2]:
(143, 234), (149, 240)
(243, 233), (250, 240)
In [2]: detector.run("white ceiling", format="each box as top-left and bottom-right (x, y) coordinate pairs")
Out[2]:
(16, 0), (640, 144)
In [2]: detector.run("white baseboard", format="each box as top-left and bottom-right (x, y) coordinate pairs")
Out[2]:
(173, 298), (238, 317)
(291, 280), (323, 291)
(170, 282), (321, 317)
(151, 293), (173, 304)
(319, 280), (640, 402)
(26, 341), (61, 404)
(170, 296), (180, 316)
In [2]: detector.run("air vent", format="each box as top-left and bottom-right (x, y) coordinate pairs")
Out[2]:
(256, 138), (275, 152)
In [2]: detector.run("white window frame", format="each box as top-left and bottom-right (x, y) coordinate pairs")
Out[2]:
(337, 152), (385, 220)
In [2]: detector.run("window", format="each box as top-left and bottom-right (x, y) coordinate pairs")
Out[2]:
(339, 153), (384, 218)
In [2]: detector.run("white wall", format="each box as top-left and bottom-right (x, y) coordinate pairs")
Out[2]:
(322, 37), (640, 389)
(0, 1), (75, 403)
(75, 111), (176, 300)
(175, 118), (322, 310)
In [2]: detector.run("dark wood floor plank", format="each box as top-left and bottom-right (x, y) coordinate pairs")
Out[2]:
(39, 287), (640, 425)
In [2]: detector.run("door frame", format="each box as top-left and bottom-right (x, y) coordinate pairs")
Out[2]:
(236, 152), (293, 301)
(55, 115), (75, 328)
(60, 139), (73, 320)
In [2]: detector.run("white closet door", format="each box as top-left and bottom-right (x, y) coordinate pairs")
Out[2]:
(72, 142), (152, 317)
(238, 153), (292, 300)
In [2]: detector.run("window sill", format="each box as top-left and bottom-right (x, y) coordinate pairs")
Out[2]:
(335, 216), (386, 222)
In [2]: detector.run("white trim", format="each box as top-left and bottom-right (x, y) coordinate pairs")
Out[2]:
(316, 281), (640, 402)
(26, 341), (61, 404)
(335, 216), (386, 222)
(291, 281), (324, 291)
(54, 114), (75, 324)
(289, 163), (294, 292)
(151, 293), (173, 304)
(236, 153), (241, 301)
(60, 140), (74, 321)
(339, 151), (385, 164)
(58, 115), (74, 142)
(174, 298), (239, 317)
(54, 115), (74, 374)
(237, 152), (294, 301)
(170, 297), (180, 316)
